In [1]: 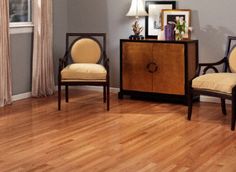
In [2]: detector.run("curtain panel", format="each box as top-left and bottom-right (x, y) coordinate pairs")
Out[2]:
(32, 0), (55, 97)
(0, 0), (12, 107)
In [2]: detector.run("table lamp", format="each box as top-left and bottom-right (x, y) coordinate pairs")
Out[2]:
(126, 0), (148, 40)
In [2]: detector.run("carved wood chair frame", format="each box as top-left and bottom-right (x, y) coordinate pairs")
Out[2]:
(58, 33), (110, 111)
(188, 36), (236, 130)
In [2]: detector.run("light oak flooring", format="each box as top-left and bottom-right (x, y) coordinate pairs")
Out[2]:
(0, 90), (236, 172)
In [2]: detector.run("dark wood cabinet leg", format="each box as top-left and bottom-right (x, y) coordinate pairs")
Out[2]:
(187, 83), (193, 120)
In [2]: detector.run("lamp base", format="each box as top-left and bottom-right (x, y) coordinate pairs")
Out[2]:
(129, 35), (144, 40)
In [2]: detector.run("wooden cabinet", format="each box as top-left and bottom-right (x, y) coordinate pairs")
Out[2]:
(119, 39), (199, 104)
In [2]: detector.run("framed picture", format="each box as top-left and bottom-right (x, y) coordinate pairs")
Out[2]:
(162, 9), (191, 39)
(145, 1), (176, 39)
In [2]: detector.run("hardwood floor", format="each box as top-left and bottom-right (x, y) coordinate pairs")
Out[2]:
(0, 90), (236, 172)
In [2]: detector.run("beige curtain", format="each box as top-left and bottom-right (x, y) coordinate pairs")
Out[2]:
(0, 0), (12, 107)
(32, 0), (55, 97)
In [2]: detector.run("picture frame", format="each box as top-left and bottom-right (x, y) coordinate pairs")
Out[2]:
(162, 9), (191, 39)
(145, 1), (176, 39)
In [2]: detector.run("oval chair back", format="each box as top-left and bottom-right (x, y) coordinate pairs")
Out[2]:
(228, 46), (236, 73)
(70, 37), (102, 64)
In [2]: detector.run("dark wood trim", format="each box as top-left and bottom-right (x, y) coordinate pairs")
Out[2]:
(61, 82), (107, 86)
(119, 40), (124, 99)
(184, 42), (189, 97)
(187, 80), (193, 120)
(65, 85), (69, 103)
(121, 90), (187, 104)
(196, 40), (199, 73)
(231, 86), (236, 130)
(120, 39), (198, 44)
(225, 36), (236, 57)
(192, 89), (232, 100)
(221, 98), (227, 115)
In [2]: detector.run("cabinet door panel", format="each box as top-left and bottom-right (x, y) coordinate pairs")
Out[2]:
(153, 43), (185, 95)
(122, 42), (153, 92)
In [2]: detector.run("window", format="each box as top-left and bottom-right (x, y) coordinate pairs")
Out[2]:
(9, 0), (33, 33)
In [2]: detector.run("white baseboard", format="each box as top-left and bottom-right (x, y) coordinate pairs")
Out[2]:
(12, 92), (31, 101)
(76, 86), (119, 93)
(55, 85), (119, 93)
(11, 88), (230, 105)
(11, 86), (118, 102)
(73, 87), (231, 104)
(200, 95), (231, 104)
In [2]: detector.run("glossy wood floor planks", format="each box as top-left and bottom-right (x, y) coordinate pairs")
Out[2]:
(0, 90), (236, 172)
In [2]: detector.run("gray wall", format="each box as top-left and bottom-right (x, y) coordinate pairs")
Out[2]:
(177, 0), (236, 62)
(68, 0), (131, 87)
(12, 0), (236, 95)
(11, 0), (68, 95)
(53, 0), (68, 85)
(68, 0), (236, 88)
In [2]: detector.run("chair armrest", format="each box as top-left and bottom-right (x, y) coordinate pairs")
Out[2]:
(103, 52), (109, 82)
(103, 51), (109, 71)
(58, 51), (69, 71)
(195, 57), (228, 77)
(59, 58), (66, 72)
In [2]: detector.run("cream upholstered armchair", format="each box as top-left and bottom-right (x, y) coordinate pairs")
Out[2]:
(58, 33), (109, 111)
(188, 36), (236, 130)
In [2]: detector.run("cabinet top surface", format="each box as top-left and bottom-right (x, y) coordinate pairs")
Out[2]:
(120, 39), (198, 44)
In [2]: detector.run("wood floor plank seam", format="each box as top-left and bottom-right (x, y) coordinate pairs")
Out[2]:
(0, 90), (236, 172)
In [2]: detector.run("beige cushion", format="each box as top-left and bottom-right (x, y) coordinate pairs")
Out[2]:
(229, 46), (236, 73)
(71, 38), (101, 63)
(61, 63), (107, 81)
(192, 73), (236, 94)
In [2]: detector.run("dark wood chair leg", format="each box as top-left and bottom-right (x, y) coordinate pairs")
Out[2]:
(231, 88), (236, 131)
(103, 85), (106, 103)
(221, 98), (227, 115)
(65, 85), (69, 103)
(187, 86), (193, 120)
(118, 91), (124, 99)
(107, 84), (110, 111)
(58, 83), (61, 110)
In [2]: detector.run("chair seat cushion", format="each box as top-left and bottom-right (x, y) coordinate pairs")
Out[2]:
(192, 73), (236, 94)
(61, 63), (107, 81)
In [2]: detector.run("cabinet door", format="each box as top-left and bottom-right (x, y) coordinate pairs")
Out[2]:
(122, 42), (153, 92)
(152, 43), (185, 95)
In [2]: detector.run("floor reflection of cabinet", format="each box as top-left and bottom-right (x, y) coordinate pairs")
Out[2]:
(119, 39), (199, 104)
